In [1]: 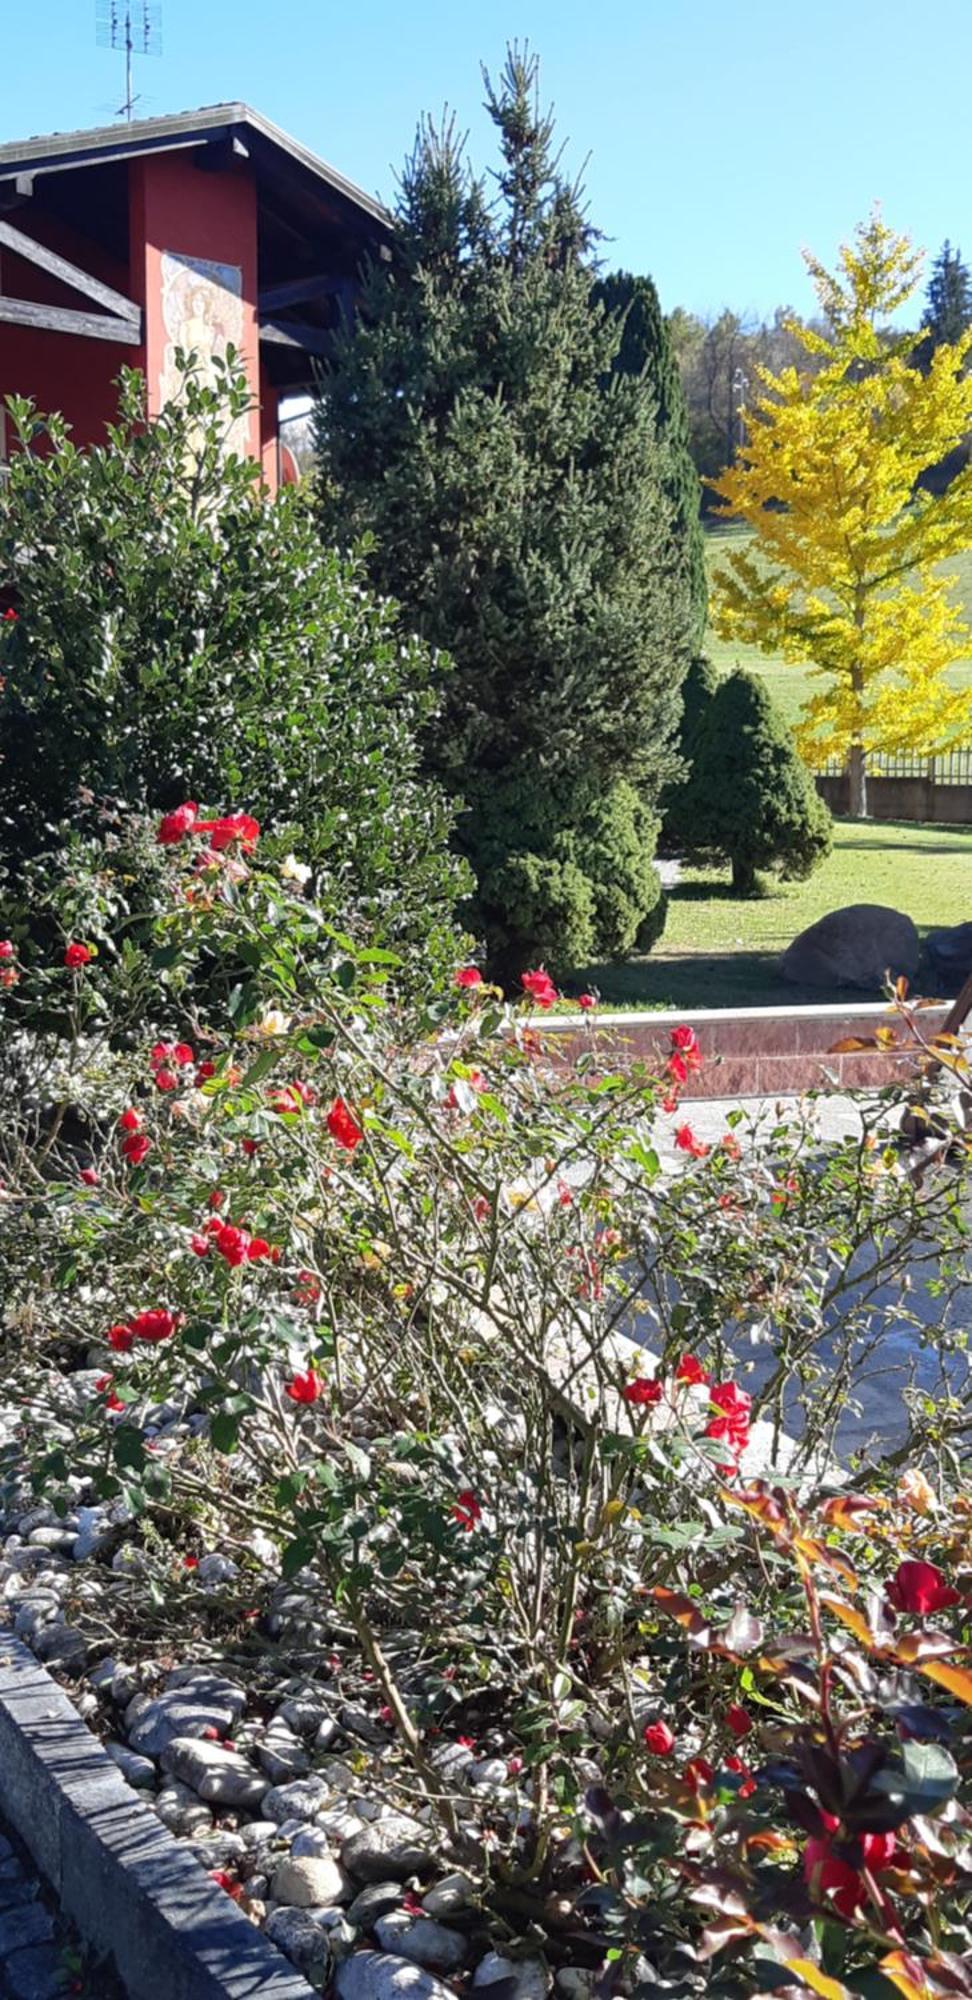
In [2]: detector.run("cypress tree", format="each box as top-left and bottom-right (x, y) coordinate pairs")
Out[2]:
(315, 49), (694, 978)
(593, 271), (706, 642)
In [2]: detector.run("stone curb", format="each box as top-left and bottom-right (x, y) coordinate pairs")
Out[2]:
(0, 1633), (315, 2000)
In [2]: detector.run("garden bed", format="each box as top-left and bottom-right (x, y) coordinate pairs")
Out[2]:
(2, 811), (971, 1999)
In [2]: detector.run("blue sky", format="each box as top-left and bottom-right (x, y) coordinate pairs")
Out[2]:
(4, 0), (969, 321)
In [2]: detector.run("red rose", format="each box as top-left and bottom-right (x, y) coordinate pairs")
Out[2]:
(215, 1225), (251, 1267)
(1, 607), (17, 623)
(79, 1167), (99, 1187)
(154, 1066), (178, 1093)
(121, 1133), (151, 1166)
(886, 1558), (960, 1616)
(196, 1060), (216, 1083)
(454, 966), (483, 989)
(622, 1377), (663, 1406)
(118, 1107), (141, 1132)
(670, 1024), (701, 1061)
(704, 1382), (751, 1473)
(643, 1719), (675, 1756)
(0, 941), (14, 961)
(521, 967), (558, 1009)
(246, 1237), (271, 1262)
(452, 1490), (482, 1532)
(675, 1123), (709, 1159)
(107, 1323), (134, 1352)
(723, 1751), (756, 1798)
(194, 813), (260, 852)
(130, 1308), (177, 1344)
(207, 1189), (226, 1210)
(674, 1353), (709, 1386)
(157, 802), (199, 845)
(725, 1703), (752, 1739)
(285, 1369), (322, 1405)
(577, 993), (597, 1011)
(189, 1233), (210, 1257)
(327, 1096), (364, 1151)
(683, 1756), (714, 1793)
(104, 1390), (125, 1414)
(64, 942), (92, 969)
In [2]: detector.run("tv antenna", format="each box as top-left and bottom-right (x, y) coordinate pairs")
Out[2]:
(96, 0), (162, 122)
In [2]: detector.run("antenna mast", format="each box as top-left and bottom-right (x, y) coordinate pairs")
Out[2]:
(96, 0), (162, 122)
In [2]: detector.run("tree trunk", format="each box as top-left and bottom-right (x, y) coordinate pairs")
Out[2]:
(731, 855), (758, 896)
(847, 740), (868, 818)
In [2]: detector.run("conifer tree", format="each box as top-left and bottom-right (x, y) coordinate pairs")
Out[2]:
(593, 271), (706, 641)
(680, 670), (832, 895)
(315, 49), (694, 977)
(925, 240), (972, 351)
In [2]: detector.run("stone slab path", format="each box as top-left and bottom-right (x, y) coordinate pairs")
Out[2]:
(0, 1814), (124, 2000)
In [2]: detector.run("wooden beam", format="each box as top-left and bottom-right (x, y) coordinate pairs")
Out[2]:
(195, 135), (251, 173)
(0, 217), (140, 325)
(0, 295), (141, 344)
(257, 271), (349, 314)
(0, 174), (34, 213)
(259, 318), (332, 357)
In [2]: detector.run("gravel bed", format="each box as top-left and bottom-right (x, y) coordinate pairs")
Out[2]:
(0, 1460), (599, 2000)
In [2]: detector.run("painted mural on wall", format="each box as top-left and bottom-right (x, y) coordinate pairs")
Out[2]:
(159, 251), (249, 452)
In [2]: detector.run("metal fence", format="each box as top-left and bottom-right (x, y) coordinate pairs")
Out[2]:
(819, 749), (972, 784)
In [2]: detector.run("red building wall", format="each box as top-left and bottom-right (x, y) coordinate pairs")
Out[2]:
(130, 150), (267, 468)
(1, 150), (280, 483)
(0, 216), (136, 450)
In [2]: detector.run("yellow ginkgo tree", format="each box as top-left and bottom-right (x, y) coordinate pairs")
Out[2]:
(711, 211), (972, 815)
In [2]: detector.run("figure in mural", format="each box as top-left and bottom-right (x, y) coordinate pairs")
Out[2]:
(159, 252), (249, 454)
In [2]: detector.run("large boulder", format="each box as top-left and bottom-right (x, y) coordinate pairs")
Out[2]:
(780, 904), (920, 990)
(926, 921), (972, 987)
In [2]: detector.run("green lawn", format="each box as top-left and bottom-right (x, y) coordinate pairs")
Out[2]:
(575, 820), (972, 1010)
(705, 523), (972, 730)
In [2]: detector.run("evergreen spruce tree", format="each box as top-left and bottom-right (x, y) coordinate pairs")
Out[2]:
(315, 49), (694, 979)
(593, 271), (706, 642)
(925, 240), (972, 351)
(679, 671), (832, 895)
(660, 653), (720, 848)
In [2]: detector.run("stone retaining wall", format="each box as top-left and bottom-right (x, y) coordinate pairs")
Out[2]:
(541, 1002), (950, 1099)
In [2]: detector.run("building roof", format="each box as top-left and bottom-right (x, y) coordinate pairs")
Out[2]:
(0, 102), (390, 234)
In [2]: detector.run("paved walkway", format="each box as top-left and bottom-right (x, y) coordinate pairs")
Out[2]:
(647, 1091), (972, 1457)
(0, 1815), (123, 1999)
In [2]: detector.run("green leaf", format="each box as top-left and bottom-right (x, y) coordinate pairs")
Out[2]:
(210, 1412), (241, 1455)
(873, 1740), (960, 1815)
(281, 1535), (316, 1579)
(241, 1049), (281, 1089)
(112, 1427), (145, 1473)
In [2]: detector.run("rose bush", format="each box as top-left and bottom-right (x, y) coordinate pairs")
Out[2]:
(1, 808), (970, 1992)
(0, 359), (468, 986)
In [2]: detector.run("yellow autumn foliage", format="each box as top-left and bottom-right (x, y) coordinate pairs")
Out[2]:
(711, 212), (972, 800)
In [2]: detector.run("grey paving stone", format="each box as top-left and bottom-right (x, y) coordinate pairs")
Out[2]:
(3, 1939), (69, 2000)
(0, 1904), (54, 1957)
